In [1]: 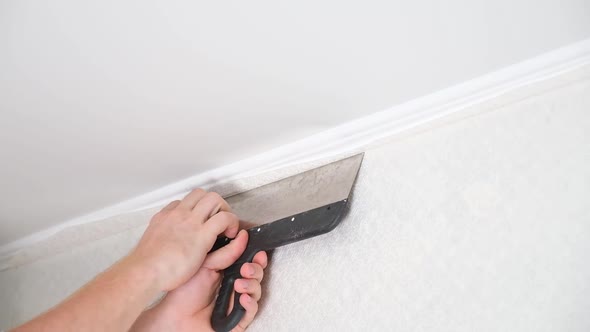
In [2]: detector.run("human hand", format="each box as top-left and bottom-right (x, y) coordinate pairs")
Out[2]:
(129, 189), (240, 292)
(131, 230), (268, 332)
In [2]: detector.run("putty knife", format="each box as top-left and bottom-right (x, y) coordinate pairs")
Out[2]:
(210, 154), (363, 332)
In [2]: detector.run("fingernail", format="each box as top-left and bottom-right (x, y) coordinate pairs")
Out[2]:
(246, 265), (255, 277)
(240, 279), (249, 290)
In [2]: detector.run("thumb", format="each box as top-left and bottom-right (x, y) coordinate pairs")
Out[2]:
(203, 229), (248, 270)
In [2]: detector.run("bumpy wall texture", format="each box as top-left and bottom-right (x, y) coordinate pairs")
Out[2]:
(1, 78), (589, 331)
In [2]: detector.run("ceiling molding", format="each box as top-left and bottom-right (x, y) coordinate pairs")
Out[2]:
(1, 38), (589, 269)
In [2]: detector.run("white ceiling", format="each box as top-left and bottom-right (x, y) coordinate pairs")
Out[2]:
(1, 0), (589, 245)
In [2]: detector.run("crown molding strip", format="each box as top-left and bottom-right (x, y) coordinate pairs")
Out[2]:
(1, 38), (589, 268)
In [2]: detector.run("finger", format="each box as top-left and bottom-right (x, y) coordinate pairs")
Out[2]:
(235, 278), (262, 301)
(240, 263), (264, 283)
(236, 294), (259, 331)
(202, 230), (247, 270)
(160, 200), (181, 212)
(177, 188), (207, 210)
(162, 268), (221, 314)
(204, 211), (240, 239)
(192, 191), (231, 221)
(252, 251), (268, 269)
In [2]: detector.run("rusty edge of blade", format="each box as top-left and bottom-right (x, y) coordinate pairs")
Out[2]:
(225, 153), (364, 227)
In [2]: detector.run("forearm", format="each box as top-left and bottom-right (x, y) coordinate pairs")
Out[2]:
(10, 189), (245, 332)
(12, 255), (161, 332)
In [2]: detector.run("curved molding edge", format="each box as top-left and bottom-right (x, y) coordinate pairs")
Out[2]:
(1, 38), (589, 270)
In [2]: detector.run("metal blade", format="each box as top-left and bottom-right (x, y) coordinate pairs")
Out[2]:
(211, 154), (363, 332)
(226, 153), (363, 227)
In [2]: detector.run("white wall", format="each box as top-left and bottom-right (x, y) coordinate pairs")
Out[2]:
(1, 0), (589, 244)
(1, 68), (589, 331)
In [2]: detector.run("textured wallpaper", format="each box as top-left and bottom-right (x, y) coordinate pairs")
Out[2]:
(1, 78), (589, 331)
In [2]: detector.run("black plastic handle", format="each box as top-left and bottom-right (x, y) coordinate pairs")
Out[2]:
(210, 200), (349, 332)
(211, 265), (245, 332)
(211, 238), (261, 332)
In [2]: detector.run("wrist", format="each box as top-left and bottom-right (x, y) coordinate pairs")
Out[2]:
(119, 252), (165, 296)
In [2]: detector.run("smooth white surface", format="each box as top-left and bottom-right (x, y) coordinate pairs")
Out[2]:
(1, 0), (589, 244)
(1, 75), (589, 331)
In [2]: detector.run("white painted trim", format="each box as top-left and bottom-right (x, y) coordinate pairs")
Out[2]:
(1, 38), (590, 262)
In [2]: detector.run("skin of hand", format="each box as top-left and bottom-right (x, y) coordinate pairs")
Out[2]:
(131, 230), (268, 332)
(11, 189), (266, 332)
(132, 189), (242, 291)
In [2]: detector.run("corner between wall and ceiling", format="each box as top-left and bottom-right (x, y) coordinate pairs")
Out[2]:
(1, 38), (589, 271)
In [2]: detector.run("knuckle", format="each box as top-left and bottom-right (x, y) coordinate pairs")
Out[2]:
(214, 211), (238, 224)
(151, 212), (163, 222)
(191, 188), (206, 195)
(250, 298), (259, 310)
(205, 191), (223, 203)
(223, 211), (239, 222)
